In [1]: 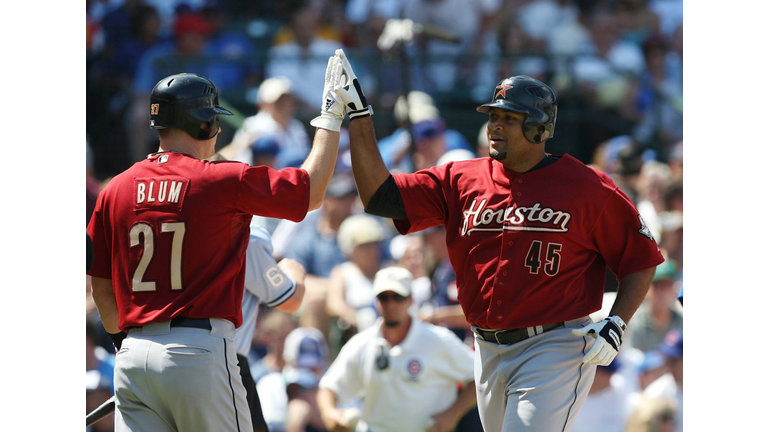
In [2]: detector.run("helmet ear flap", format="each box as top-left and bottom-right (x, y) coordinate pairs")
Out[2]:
(522, 118), (553, 143)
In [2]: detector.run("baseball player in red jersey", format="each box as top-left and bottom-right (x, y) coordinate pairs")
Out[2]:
(87, 61), (349, 431)
(327, 49), (665, 431)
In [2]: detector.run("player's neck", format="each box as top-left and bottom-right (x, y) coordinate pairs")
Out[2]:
(158, 138), (216, 160)
(501, 147), (548, 173)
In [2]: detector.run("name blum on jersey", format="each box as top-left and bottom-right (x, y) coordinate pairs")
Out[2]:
(134, 177), (190, 211)
(461, 199), (571, 236)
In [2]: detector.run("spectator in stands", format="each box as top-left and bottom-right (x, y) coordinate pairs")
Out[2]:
(317, 266), (478, 432)
(418, 225), (471, 344)
(257, 327), (330, 432)
(275, 173), (360, 339)
(630, 35), (683, 160)
(345, 0), (407, 51)
(379, 92), (473, 173)
(388, 233), (432, 310)
(128, 11), (215, 162)
(404, 0), (502, 92)
(624, 260), (682, 353)
(475, 13), (548, 98)
(86, 369), (115, 432)
(86, 319), (115, 394)
(248, 309), (298, 384)
(624, 395), (678, 432)
(326, 214), (389, 351)
(517, 0), (582, 55)
(220, 76), (312, 170)
(638, 329), (683, 432)
(265, 4), (340, 112)
(570, 359), (634, 432)
(615, 0), (660, 45)
(102, 3), (164, 86)
(634, 350), (669, 392)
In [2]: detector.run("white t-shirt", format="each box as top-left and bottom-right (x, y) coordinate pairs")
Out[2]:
(337, 261), (379, 332)
(319, 317), (475, 432)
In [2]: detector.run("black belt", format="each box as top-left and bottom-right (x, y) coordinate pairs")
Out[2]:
(170, 317), (212, 330)
(475, 322), (564, 345)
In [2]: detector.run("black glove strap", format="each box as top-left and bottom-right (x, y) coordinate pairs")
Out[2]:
(598, 320), (623, 351)
(109, 331), (127, 352)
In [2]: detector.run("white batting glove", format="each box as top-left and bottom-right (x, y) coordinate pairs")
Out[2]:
(310, 55), (345, 132)
(334, 49), (373, 121)
(572, 315), (627, 366)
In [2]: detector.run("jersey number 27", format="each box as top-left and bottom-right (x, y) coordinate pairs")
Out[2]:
(130, 221), (186, 292)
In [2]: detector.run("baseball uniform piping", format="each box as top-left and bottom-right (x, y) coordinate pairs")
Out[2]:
(561, 337), (589, 432)
(224, 338), (243, 432)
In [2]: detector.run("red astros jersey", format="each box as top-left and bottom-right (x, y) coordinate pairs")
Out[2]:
(87, 152), (310, 330)
(392, 154), (664, 329)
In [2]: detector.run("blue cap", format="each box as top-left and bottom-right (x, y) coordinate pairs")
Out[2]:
(658, 329), (683, 359)
(637, 350), (666, 373)
(250, 136), (280, 156)
(412, 119), (445, 144)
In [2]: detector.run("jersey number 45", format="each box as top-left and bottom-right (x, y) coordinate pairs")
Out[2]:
(525, 241), (562, 276)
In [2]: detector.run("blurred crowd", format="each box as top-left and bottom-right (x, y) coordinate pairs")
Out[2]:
(86, 0), (683, 431)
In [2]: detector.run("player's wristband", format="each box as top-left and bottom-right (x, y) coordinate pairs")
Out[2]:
(349, 105), (373, 121)
(109, 331), (127, 351)
(608, 315), (627, 335)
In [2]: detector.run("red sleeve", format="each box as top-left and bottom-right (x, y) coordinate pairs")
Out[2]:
(86, 189), (112, 280)
(391, 167), (450, 234)
(235, 166), (310, 222)
(591, 187), (665, 279)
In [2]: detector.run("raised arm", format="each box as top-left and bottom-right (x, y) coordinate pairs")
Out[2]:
(333, 49), (401, 217)
(348, 116), (390, 208)
(301, 55), (347, 211)
(301, 128), (340, 211)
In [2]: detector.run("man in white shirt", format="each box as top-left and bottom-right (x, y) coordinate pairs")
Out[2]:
(223, 76), (312, 171)
(317, 266), (477, 432)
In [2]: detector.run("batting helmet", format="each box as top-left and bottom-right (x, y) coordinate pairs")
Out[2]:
(476, 76), (557, 143)
(150, 73), (233, 140)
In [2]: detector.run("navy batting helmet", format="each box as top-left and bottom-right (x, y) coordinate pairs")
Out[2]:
(476, 76), (557, 144)
(150, 73), (233, 140)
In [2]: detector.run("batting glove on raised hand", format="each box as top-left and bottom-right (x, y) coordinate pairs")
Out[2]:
(572, 315), (627, 366)
(310, 55), (346, 132)
(334, 49), (373, 121)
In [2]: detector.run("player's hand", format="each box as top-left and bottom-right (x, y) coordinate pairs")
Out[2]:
(334, 49), (373, 121)
(572, 315), (627, 366)
(310, 55), (346, 132)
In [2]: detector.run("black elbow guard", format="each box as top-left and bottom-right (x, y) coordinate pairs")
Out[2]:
(365, 175), (408, 220)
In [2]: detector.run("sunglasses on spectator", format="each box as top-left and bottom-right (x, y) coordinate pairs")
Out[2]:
(660, 412), (676, 423)
(376, 293), (408, 303)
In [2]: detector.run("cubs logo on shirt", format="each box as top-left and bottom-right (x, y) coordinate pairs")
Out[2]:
(406, 358), (422, 381)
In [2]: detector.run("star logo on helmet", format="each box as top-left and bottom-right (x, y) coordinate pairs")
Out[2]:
(494, 83), (513, 99)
